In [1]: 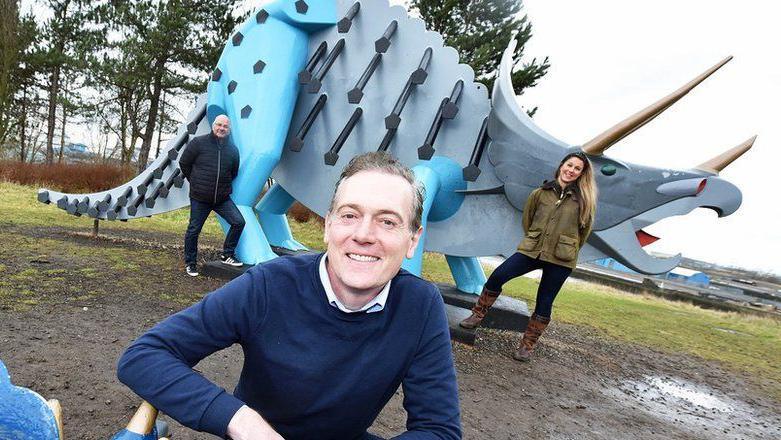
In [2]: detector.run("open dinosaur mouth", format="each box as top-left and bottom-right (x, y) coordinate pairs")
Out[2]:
(588, 176), (742, 275)
(635, 229), (660, 247)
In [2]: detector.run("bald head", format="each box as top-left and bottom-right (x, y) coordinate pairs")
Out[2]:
(212, 115), (230, 139)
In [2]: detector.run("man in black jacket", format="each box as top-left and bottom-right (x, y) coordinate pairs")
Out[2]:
(179, 114), (245, 276)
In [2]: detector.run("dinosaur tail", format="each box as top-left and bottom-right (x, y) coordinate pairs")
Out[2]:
(37, 97), (209, 221)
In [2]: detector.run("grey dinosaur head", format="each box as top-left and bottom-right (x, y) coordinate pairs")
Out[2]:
(486, 40), (753, 274)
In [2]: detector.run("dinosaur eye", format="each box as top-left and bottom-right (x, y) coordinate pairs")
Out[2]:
(601, 164), (616, 176)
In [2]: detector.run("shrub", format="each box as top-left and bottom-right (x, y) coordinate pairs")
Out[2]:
(0, 161), (135, 193)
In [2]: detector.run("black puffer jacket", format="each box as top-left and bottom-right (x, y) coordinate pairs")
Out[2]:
(179, 133), (240, 203)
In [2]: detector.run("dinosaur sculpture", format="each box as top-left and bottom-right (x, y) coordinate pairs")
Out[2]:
(37, 0), (754, 294)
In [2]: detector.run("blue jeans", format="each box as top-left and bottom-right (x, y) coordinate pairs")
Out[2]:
(484, 252), (572, 318)
(184, 198), (245, 265)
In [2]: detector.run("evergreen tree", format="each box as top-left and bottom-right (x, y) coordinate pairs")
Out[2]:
(95, 0), (246, 172)
(410, 0), (549, 115)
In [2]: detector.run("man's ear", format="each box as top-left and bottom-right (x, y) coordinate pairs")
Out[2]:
(405, 226), (423, 259)
(323, 212), (331, 244)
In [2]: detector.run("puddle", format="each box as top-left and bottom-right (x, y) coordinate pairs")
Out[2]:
(713, 327), (750, 336)
(605, 375), (780, 439)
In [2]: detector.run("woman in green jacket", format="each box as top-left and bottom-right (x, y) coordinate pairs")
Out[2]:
(460, 151), (598, 361)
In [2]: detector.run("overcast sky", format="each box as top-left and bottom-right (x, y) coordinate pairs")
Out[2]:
(514, 0), (780, 274)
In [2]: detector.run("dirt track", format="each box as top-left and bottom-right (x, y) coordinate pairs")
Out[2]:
(1, 223), (779, 439)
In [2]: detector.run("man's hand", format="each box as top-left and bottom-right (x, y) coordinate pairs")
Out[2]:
(226, 405), (284, 440)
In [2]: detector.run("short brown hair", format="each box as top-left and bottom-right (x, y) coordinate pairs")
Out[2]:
(329, 152), (424, 232)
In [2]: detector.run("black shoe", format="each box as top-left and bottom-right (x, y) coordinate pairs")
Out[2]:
(220, 255), (243, 267)
(185, 264), (199, 277)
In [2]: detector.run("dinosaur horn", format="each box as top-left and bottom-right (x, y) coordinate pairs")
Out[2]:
(695, 135), (756, 174)
(581, 56), (733, 155)
(126, 401), (158, 435)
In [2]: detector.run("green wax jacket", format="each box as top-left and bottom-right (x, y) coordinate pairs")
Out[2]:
(517, 181), (593, 269)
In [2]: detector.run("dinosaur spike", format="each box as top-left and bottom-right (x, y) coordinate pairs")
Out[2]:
(160, 169), (182, 198)
(410, 47), (433, 85)
(56, 196), (68, 210)
(298, 41), (328, 85)
(77, 196), (91, 215)
(375, 20), (397, 53)
(308, 38), (346, 93)
(97, 193), (112, 211)
(582, 56), (733, 155)
(695, 135), (755, 174)
(463, 117), (490, 182)
(126, 192), (146, 216)
(125, 401), (158, 435)
(153, 156), (172, 179)
(37, 190), (50, 204)
(385, 48), (433, 130)
(338, 2), (361, 33)
(89, 194), (111, 218)
(290, 94), (327, 152)
(325, 107), (363, 166)
(442, 80), (464, 119)
(377, 129), (396, 152)
(418, 98), (449, 160)
(136, 173), (156, 195)
(348, 53), (381, 104)
(144, 181), (165, 209)
(66, 198), (81, 216)
(116, 186), (133, 206)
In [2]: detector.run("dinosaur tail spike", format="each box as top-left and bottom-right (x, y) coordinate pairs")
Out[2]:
(581, 56), (733, 155)
(695, 135), (756, 175)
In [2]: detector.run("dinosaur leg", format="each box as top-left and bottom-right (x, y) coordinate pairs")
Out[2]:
(401, 165), (442, 276)
(445, 255), (487, 294)
(255, 182), (307, 251)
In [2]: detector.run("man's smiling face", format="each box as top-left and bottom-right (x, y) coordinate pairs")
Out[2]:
(324, 170), (422, 301)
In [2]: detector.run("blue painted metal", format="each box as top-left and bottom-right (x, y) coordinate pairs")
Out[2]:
(109, 428), (159, 440)
(207, 0), (337, 265)
(402, 165), (441, 275)
(445, 255), (487, 295)
(0, 360), (60, 440)
(255, 183), (307, 250)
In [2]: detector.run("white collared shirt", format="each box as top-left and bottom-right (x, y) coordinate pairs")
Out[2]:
(319, 253), (390, 313)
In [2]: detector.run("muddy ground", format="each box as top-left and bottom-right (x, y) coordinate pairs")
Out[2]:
(0, 222), (779, 439)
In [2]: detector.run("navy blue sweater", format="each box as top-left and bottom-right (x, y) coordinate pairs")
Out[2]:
(117, 253), (460, 439)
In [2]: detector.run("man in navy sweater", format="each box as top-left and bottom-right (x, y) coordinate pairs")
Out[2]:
(117, 152), (461, 439)
(179, 114), (245, 276)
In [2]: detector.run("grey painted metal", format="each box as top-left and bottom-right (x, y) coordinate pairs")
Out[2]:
(486, 41), (744, 273)
(274, 0), (510, 258)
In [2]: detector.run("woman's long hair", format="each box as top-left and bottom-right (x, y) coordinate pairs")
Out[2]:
(555, 152), (597, 228)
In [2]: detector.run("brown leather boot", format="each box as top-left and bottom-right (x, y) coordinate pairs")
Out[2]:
(459, 287), (501, 329)
(513, 313), (551, 362)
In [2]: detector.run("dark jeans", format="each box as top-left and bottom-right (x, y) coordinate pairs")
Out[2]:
(184, 198), (245, 265)
(485, 252), (572, 318)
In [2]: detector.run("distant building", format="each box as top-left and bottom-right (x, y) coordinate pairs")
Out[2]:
(592, 258), (710, 287)
(664, 267), (710, 287)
